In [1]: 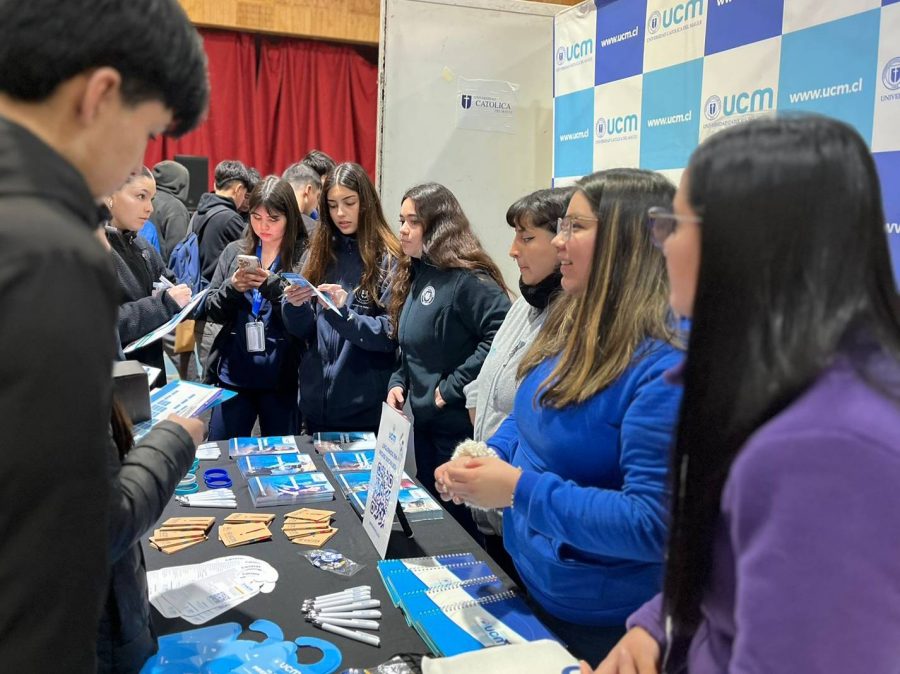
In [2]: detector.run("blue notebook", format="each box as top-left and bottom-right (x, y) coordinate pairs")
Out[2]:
(414, 589), (563, 657)
(378, 554), (478, 606)
(388, 561), (498, 602)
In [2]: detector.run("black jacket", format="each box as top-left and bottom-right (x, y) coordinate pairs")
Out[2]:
(151, 161), (191, 262)
(0, 117), (119, 671)
(194, 192), (246, 283)
(107, 228), (179, 385)
(205, 240), (305, 390)
(283, 234), (398, 430)
(389, 258), (511, 433)
(97, 420), (194, 673)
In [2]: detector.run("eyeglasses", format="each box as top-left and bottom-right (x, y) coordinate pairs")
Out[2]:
(647, 207), (702, 248)
(556, 215), (599, 241)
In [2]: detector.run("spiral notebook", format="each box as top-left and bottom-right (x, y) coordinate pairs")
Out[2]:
(414, 588), (563, 657)
(388, 561), (498, 614)
(377, 554), (478, 606)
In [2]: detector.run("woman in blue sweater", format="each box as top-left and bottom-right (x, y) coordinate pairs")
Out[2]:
(437, 169), (683, 664)
(282, 162), (401, 432)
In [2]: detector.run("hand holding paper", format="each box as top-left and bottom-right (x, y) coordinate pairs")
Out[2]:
(280, 273), (341, 314)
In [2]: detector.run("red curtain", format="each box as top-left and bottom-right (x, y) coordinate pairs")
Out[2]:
(144, 29), (378, 188)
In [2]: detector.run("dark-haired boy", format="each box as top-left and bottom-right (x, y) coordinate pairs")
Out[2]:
(0, 0), (208, 669)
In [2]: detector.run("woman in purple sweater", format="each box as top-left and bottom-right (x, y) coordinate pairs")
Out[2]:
(590, 116), (900, 673)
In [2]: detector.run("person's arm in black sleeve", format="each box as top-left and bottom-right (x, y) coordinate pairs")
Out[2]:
(107, 420), (195, 562)
(204, 246), (245, 324)
(116, 292), (179, 344)
(0, 245), (118, 671)
(438, 273), (511, 407)
(325, 280), (397, 353)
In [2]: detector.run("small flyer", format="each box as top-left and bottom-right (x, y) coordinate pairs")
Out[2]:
(361, 403), (412, 559)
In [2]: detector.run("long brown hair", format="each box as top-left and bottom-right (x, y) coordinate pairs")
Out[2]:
(388, 182), (508, 335)
(241, 176), (307, 269)
(303, 163), (401, 304)
(518, 168), (678, 408)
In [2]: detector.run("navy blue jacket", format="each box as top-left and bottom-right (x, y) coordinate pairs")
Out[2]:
(205, 240), (303, 391)
(283, 233), (398, 430)
(388, 258), (511, 434)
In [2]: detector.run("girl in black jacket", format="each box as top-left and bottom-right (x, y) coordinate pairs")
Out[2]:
(282, 163), (401, 433)
(106, 167), (192, 386)
(386, 182), (511, 536)
(205, 176), (309, 439)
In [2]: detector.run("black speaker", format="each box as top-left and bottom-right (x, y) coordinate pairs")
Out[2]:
(174, 155), (209, 212)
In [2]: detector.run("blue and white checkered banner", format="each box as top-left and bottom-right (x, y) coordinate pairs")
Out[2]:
(553, 0), (900, 282)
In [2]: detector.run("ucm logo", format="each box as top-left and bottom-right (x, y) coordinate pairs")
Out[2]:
(704, 87), (774, 120)
(883, 57), (900, 91)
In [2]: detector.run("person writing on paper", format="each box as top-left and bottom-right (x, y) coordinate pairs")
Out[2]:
(586, 118), (900, 674)
(100, 403), (204, 672)
(461, 187), (570, 578)
(107, 167), (192, 387)
(205, 176), (309, 440)
(282, 162), (401, 433)
(386, 182), (511, 537)
(435, 169), (683, 665)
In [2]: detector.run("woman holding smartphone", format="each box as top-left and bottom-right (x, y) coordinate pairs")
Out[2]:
(204, 176), (309, 440)
(282, 162), (401, 433)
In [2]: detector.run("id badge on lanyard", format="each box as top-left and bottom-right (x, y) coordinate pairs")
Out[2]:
(246, 245), (279, 353)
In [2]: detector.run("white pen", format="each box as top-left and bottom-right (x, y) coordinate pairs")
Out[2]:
(311, 591), (371, 609)
(309, 588), (370, 605)
(157, 275), (174, 288)
(313, 585), (370, 601)
(313, 598), (381, 612)
(313, 609), (382, 620)
(310, 594), (375, 610)
(312, 616), (379, 631)
(313, 621), (380, 647)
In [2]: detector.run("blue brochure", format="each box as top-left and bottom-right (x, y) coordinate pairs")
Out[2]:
(323, 450), (376, 472)
(247, 472), (335, 507)
(236, 452), (316, 479)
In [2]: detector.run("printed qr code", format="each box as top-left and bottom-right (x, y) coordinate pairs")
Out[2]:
(369, 462), (394, 529)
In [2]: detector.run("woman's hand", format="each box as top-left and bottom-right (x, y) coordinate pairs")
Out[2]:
(284, 284), (315, 307)
(166, 413), (206, 447)
(165, 284), (192, 309)
(317, 283), (348, 310)
(386, 386), (405, 411)
(231, 267), (269, 293)
(440, 456), (522, 509)
(434, 386), (446, 409)
(589, 628), (661, 674)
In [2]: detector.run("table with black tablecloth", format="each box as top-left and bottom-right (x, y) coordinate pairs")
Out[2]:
(143, 435), (511, 670)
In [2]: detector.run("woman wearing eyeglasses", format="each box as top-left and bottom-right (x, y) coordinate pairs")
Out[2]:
(435, 169), (683, 665)
(588, 117), (900, 674)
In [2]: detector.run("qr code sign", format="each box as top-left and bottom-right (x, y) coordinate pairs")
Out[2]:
(369, 462), (394, 529)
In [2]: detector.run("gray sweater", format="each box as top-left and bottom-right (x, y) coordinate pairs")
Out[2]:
(464, 296), (549, 441)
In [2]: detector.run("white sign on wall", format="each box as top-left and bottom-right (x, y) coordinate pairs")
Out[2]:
(456, 77), (519, 134)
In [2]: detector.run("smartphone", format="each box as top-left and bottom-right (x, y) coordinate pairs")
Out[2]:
(236, 255), (260, 270)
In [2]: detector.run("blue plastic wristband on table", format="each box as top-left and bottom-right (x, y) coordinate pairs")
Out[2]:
(175, 482), (200, 495)
(205, 477), (233, 488)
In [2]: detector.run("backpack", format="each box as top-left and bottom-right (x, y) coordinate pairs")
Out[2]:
(168, 207), (227, 294)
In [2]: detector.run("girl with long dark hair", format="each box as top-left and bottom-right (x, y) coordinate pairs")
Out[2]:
(283, 162), (401, 432)
(592, 117), (900, 673)
(205, 176), (308, 439)
(437, 169), (683, 665)
(386, 182), (511, 536)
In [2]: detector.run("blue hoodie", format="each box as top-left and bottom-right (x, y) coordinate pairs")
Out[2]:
(488, 339), (682, 626)
(282, 233), (397, 430)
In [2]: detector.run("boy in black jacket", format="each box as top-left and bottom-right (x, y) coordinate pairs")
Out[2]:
(0, 1), (207, 670)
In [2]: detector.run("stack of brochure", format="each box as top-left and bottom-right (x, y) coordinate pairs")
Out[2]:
(312, 431), (376, 454)
(133, 381), (235, 441)
(247, 473), (335, 507)
(228, 436), (299, 458)
(377, 556), (561, 657)
(235, 452), (317, 479)
(323, 451), (443, 521)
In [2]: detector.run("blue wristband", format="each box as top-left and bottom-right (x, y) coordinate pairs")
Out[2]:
(175, 482), (200, 495)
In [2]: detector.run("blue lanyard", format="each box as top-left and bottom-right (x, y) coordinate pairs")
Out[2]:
(250, 244), (280, 319)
